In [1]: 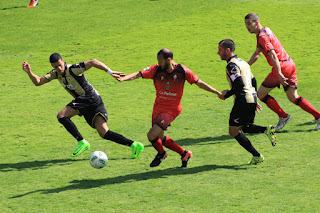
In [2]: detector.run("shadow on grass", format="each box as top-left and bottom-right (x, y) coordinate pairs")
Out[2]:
(11, 164), (246, 198)
(1, 6), (25, 10)
(0, 159), (85, 172)
(143, 135), (232, 148)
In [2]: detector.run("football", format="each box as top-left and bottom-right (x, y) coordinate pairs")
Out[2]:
(89, 151), (108, 169)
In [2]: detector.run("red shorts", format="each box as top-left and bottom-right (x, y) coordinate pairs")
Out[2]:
(152, 109), (179, 130)
(262, 60), (298, 89)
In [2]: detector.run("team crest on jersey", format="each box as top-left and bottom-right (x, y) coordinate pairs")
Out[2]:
(165, 82), (171, 91)
(173, 74), (177, 81)
(143, 67), (150, 71)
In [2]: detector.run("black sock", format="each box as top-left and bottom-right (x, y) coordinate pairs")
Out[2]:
(103, 130), (133, 146)
(242, 124), (267, 134)
(234, 132), (260, 157)
(58, 117), (83, 141)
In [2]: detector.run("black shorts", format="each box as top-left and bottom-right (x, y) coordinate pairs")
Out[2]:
(67, 95), (108, 128)
(229, 102), (256, 127)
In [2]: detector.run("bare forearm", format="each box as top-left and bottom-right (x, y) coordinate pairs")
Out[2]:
(27, 71), (42, 86)
(196, 80), (221, 95)
(86, 59), (111, 72)
(248, 48), (262, 66)
(120, 72), (141, 81)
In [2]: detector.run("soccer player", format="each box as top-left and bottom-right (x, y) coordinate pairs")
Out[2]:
(27, 0), (38, 8)
(116, 48), (222, 167)
(218, 39), (276, 165)
(245, 12), (320, 131)
(22, 53), (144, 158)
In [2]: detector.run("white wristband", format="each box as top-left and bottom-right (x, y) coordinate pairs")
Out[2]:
(107, 69), (113, 75)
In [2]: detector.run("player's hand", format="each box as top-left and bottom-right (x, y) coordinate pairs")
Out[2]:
(111, 71), (126, 77)
(219, 90), (229, 100)
(22, 61), (31, 73)
(256, 102), (262, 113)
(278, 74), (288, 86)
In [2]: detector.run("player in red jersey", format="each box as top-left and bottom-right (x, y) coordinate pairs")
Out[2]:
(245, 12), (320, 131)
(117, 48), (222, 167)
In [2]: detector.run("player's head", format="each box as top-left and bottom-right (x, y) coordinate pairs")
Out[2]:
(245, 12), (261, 34)
(218, 39), (235, 61)
(50, 53), (65, 74)
(157, 48), (173, 70)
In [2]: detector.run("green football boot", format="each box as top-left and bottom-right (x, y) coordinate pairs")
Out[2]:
(248, 155), (264, 165)
(266, 125), (276, 146)
(71, 139), (90, 157)
(130, 142), (144, 159)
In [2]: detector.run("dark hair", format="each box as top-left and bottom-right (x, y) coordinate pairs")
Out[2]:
(219, 39), (235, 52)
(49, 53), (62, 63)
(157, 48), (173, 59)
(245, 12), (260, 22)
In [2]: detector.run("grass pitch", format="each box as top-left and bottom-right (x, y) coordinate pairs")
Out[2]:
(1, 0), (320, 212)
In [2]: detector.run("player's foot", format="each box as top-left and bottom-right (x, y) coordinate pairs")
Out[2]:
(275, 114), (291, 130)
(130, 141), (144, 159)
(150, 151), (167, 167)
(315, 118), (320, 131)
(181, 150), (192, 168)
(248, 155), (264, 165)
(27, 0), (38, 8)
(266, 125), (276, 146)
(71, 139), (90, 157)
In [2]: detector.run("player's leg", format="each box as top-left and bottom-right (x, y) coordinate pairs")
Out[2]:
(286, 87), (320, 130)
(57, 106), (90, 157)
(93, 115), (144, 159)
(57, 106), (82, 140)
(258, 85), (286, 118)
(229, 104), (263, 164)
(148, 125), (167, 167)
(241, 103), (276, 146)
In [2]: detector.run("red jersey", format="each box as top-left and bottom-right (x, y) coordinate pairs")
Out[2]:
(257, 27), (291, 67)
(140, 63), (199, 114)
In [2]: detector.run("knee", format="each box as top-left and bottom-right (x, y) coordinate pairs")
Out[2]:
(57, 113), (65, 121)
(229, 127), (240, 138)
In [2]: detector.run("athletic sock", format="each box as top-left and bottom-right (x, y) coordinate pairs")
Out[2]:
(103, 130), (133, 146)
(234, 132), (260, 157)
(162, 136), (184, 155)
(295, 97), (320, 119)
(149, 137), (165, 154)
(58, 117), (83, 141)
(242, 124), (267, 134)
(261, 94), (287, 118)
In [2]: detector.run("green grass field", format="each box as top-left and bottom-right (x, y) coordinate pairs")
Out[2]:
(1, 0), (320, 212)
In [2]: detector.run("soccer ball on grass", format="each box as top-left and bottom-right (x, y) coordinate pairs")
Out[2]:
(90, 151), (108, 169)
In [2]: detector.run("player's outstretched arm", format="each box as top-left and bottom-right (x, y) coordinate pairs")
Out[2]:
(248, 47), (262, 66)
(116, 72), (142, 82)
(195, 79), (222, 96)
(22, 61), (48, 86)
(84, 59), (125, 78)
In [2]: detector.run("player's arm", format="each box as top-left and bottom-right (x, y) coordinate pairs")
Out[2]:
(22, 61), (49, 86)
(267, 50), (288, 86)
(84, 59), (125, 78)
(248, 47), (262, 66)
(117, 71), (142, 82)
(195, 79), (222, 96)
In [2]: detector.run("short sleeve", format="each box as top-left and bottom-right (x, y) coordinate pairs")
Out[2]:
(183, 66), (199, 85)
(140, 64), (158, 79)
(258, 35), (274, 53)
(69, 62), (86, 76)
(43, 69), (57, 81)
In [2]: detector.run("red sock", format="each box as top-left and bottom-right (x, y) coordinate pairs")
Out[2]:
(162, 136), (184, 155)
(262, 95), (287, 118)
(151, 138), (165, 154)
(295, 97), (320, 119)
